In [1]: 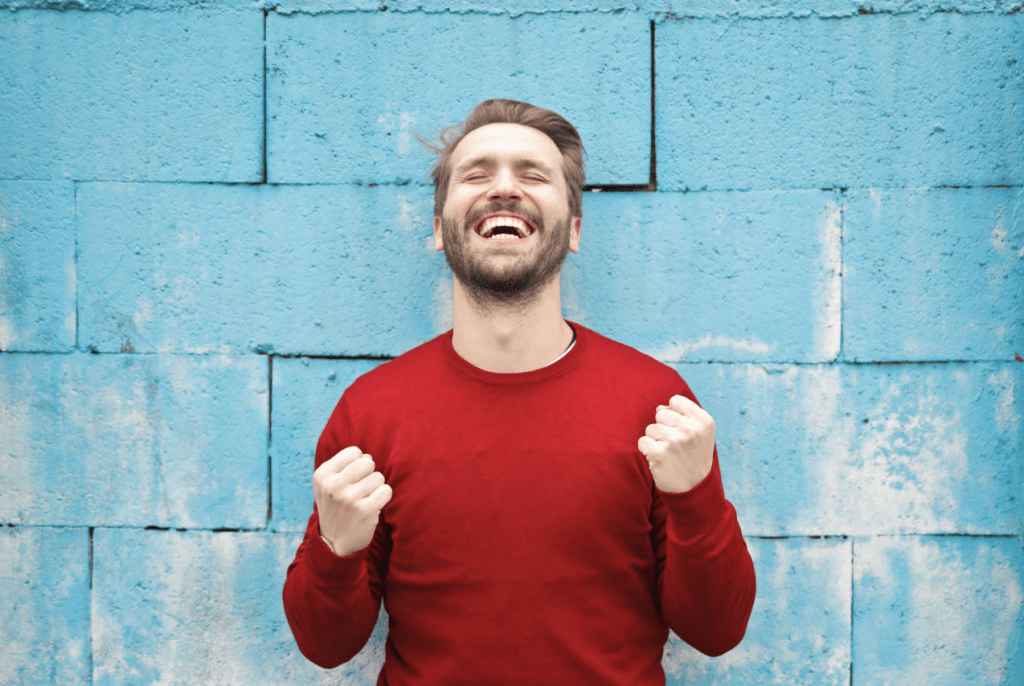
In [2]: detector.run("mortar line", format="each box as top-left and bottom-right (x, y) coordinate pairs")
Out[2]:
(849, 536), (855, 686)
(262, 10), (269, 185)
(649, 19), (657, 191)
(88, 526), (94, 685)
(267, 355), (273, 523)
(837, 188), (846, 364)
(74, 183), (80, 352)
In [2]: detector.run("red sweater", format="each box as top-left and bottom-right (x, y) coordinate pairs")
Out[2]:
(283, 324), (755, 685)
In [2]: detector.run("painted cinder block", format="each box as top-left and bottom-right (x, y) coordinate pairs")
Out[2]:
(270, 357), (385, 532)
(677, 362), (1022, 536)
(0, 10), (262, 182)
(91, 528), (327, 685)
(565, 190), (841, 363)
(656, 13), (1024, 191)
(664, 537), (850, 686)
(854, 536), (1024, 685)
(0, 353), (268, 528)
(845, 187), (1023, 362)
(267, 11), (650, 186)
(0, 181), (75, 351)
(77, 182), (441, 355)
(0, 526), (90, 686)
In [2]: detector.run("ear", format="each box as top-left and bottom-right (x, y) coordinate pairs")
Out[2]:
(433, 216), (444, 251)
(568, 217), (582, 253)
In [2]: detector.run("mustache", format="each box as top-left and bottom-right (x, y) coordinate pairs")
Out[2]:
(464, 201), (543, 231)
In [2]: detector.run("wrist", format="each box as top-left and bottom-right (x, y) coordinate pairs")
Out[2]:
(317, 525), (340, 556)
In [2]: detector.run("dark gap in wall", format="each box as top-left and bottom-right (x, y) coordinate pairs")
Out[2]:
(271, 353), (396, 361)
(583, 184), (653, 193)
(649, 19), (657, 191)
(88, 526), (94, 686)
(837, 189), (846, 364)
(849, 537), (854, 686)
(852, 359), (975, 366)
(261, 10), (269, 185)
(88, 527), (94, 590)
(74, 183), (80, 351)
(267, 355), (274, 522)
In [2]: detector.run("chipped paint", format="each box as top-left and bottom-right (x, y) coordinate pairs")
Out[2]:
(815, 200), (842, 361)
(653, 334), (776, 363)
(432, 273), (455, 334)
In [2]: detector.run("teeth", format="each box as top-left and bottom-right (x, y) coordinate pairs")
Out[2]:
(479, 216), (529, 238)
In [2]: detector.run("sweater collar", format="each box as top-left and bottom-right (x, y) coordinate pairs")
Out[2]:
(442, 321), (588, 386)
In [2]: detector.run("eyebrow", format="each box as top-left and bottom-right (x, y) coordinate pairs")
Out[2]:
(454, 155), (557, 177)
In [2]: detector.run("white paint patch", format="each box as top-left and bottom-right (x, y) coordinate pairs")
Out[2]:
(988, 368), (1019, 435)
(991, 206), (1008, 252)
(663, 539), (850, 684)
(0, 366), (47, 521)
(857, 537), (1023, 684)
(868, 188), (885, 222)
(377, 107), (419, 156)
(559, 257), (585, 325)
(397, 193), (424, 234)
(827, 375), (968, 534)
(432, 274), (454, 334)
(177, 231), (200, 247)
(652, 334), (776, 362)
(0, 252), (11, 348)
(0, 315), (12, 350)
(797, 366), (851, 534)
(814, 201), (842, 361)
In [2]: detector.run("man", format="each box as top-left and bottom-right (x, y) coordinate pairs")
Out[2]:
(283, 99), (756, 685)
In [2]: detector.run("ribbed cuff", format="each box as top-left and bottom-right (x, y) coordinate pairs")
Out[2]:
(309, 526), (369, 579)
(656, 459), (730, 532)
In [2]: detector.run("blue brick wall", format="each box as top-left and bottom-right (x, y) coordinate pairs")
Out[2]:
(1, 3), (1021, 684)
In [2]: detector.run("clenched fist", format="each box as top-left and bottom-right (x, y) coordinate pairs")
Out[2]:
(637, 395), (716, 493)
(313, 446), (393, 557)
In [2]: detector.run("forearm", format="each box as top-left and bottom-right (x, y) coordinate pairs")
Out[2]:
(282, 514), (383, 668)
(657, 462), (756, 656)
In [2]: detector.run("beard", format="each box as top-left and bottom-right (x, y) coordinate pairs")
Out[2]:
(441, 200), (572, 310)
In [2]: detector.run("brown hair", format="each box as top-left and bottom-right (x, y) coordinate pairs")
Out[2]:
(422, 99), (586, 218)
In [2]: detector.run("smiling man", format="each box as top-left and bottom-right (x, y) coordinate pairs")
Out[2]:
(283, 99), (756, 685)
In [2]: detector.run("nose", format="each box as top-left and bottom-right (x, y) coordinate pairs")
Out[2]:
(487, 167), (522, 201)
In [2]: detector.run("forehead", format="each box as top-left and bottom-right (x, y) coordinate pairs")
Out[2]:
(450, 123), (563, 172)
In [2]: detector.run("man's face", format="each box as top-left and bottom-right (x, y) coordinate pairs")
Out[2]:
(433, 123), (581, 307)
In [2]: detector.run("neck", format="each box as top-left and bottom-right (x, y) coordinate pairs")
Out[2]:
(450, 276), (574, 373)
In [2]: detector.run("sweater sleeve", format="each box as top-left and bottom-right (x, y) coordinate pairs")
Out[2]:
(282, 395), (390, 668)
(650, 447), (756, 656)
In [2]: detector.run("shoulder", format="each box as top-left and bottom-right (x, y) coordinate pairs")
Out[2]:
(575, 323), (694, 399)
(343, 331), (450, 403)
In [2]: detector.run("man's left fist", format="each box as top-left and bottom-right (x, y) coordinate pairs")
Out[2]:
(638, 395), (716, 493)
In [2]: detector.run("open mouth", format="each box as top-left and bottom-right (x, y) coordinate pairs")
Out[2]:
(474, 215), (535, 241)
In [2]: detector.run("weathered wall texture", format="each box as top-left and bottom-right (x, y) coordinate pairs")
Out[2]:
(1, 1), (1022, 684)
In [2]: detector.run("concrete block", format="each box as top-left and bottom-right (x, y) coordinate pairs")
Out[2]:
(677, 362), (1022, 536)
(0, 9), (262, 182)
(566, 190), (841, 363)
(0, 181), (75, 351)
(656, 14), (1024, 191)
(77, 182), (441, 355)
(0, 353), (268, 528)
(91, 528), (327, 685)
(267, 11), (650, 186)
(854, 536), (1024, 685)
(664, 537), (850, 685)
(0, 526), (90, 686)
(845, 188), (1024, 362)
(270, 357), (384, 532)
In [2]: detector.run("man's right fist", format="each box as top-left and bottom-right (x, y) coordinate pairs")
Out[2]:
(313, 446), (393, 557)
